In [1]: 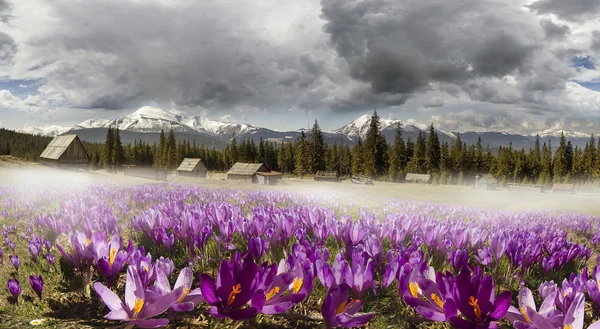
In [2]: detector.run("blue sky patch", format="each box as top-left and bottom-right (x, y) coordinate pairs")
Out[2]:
(571, 56), (596, 71)
(576, 81), (600, 91)
(0, 79), (41, 98)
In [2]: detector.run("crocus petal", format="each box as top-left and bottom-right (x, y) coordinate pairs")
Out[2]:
(171, 302), (195, 313)
(105, 309), (129, 321)
(199, 274), (220, 305)
(174, 267), (193, 290)
(488, 291), (512, 320)
(140, 286), (185, 319)
(93, 282), (124, 312)
(526, 306), (556, 329)
(125, 266), (145, 313)
(518, 287), (535, 310)
(336, 312), (375, 328)
(449, 316), (478, 329)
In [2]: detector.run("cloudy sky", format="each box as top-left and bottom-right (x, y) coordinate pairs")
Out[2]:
(1, 0), (600, 134)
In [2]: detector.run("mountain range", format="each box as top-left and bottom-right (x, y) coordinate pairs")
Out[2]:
(17, 106), (597, 150)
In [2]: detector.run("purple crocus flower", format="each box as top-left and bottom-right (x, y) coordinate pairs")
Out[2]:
(504, 286), (562, 328)
(586, 265), (600, 307)
(94, 234), (129, 285)
(46, 253), (56, 265)
(148, 267), (204, 312)
(321, 283), (374, 328)
(0, 247), (3, 262)
(29, 275), (43, 300)
(523, 292), (587, 329)
(29, 241), (40, 263)
(94, 266), (184, 328)
(256, 259), (313, 315)
(402, 272), (458, 322)
(450, 270), (511, 329)
(199, 254), (263, 320)
(7, 279), (21, 304)
(10, 255), (19, 272)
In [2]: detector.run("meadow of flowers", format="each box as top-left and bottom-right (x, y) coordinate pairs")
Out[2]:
(2, 183), (600, 328)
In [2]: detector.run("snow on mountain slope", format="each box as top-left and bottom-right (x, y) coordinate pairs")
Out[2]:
(181, 116), (257, 139)
(71, 119), (110, 130)
(530, 128), (591, 139)
(19, 125), (71, 137)
(103, 106), (195, 133)
(335, 114), (456, 140)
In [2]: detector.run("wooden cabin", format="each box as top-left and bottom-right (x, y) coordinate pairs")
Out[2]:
(314, 171), (341, 182)
(177, 158), (207, 178)
(40, 134), (89, 168)
(123, 166), (167, 181)
(405, 173), (431, 184)
(552, 183), (574, 195)
(227, 162), (282, 185)
(475, 173), (497, 190)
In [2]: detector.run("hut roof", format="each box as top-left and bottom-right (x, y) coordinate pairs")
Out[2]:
(227, 163), (268, 176)
(315, 171), (339, 178)
(40, 135), (79, 160)
(405, 173), (431, 181)
(256, 171), (282, 176)
(478, 173), (497, 184)
(177, 158), (205, 172)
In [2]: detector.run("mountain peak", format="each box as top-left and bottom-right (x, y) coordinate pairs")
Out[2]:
(129, 106), (180, 122)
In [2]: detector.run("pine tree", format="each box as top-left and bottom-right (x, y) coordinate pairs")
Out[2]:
(166, 129), (177, 170)
(309, 120), (326, 173)
(389, 124), (406, 181)
(583, 134), (596, 182)
(294, 131), (309, 177)
(362, 110), (387, 177)
(553, 133), (567, 183)
(352, 137), (364, 175)
(539, 141), (553, 185)
(407, 131), (426, 174)
(111, 127), (124, 170)
(102, 127), (114, 170)
(425, 124), (441, 174)
(154, 129), (166, 168)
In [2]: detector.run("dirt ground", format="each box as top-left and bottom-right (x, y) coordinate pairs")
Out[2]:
(1, 155), (599, 215)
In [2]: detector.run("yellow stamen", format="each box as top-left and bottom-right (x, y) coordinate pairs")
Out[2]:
(133, 299), (144, 316)
(85, 238), (91, 246)
(335, 299), (360, 315)
(177, 287), (190, 303)
(409, 282), (419, 298)
(109, 248), (117, 267)
(564, 325), (573, 329)
(292, 278), (303, 293)
(520, 307), (531, 323)
(431, 293), (444, 309)
(228, 284), (241, 306)
(266, 287), (280, 301)
(469, 296), (481, 320)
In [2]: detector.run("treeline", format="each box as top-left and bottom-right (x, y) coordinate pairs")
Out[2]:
(4, 110), (600, 186)
(94, 111), (600, 186)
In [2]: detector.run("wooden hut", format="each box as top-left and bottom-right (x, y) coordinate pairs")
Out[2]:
(475, 173), (497, 190)
(40, 134), (89, 168)
(314, 171), (341, 182)
(177, 158), (207, 178)
(552, 183), (574, 195)
(227, 162), (282, 185)
(405, 173), (431, 184)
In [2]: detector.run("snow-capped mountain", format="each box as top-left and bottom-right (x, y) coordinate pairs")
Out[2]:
(19, 125), (71, 137)
(16, 106), (596, 150)
(334, 114), (457, 141)
(530, 128), (592, 139)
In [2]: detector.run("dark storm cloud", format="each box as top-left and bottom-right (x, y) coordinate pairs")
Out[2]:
(528, 0), (600, 22)
(30, 0), (334, 112)
(320, 0), (552, 110)
(540, 19), (570, 41)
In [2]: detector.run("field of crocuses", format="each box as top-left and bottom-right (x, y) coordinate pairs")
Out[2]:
(2, 183), (600, 328)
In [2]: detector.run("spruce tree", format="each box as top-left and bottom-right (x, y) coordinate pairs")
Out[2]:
(389, 124), (405, 181)
(102, 127), (114, 170)
(166, 129), (177, 170)
(294, 131), (309, 177)
(111, 127), (124, 170)
(352, 137), (364, 175)
(553, 133), (567, 183)
(309, 119), (326, 173)
(425, 124), (441, 174)
(407, 131), (426, 174)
